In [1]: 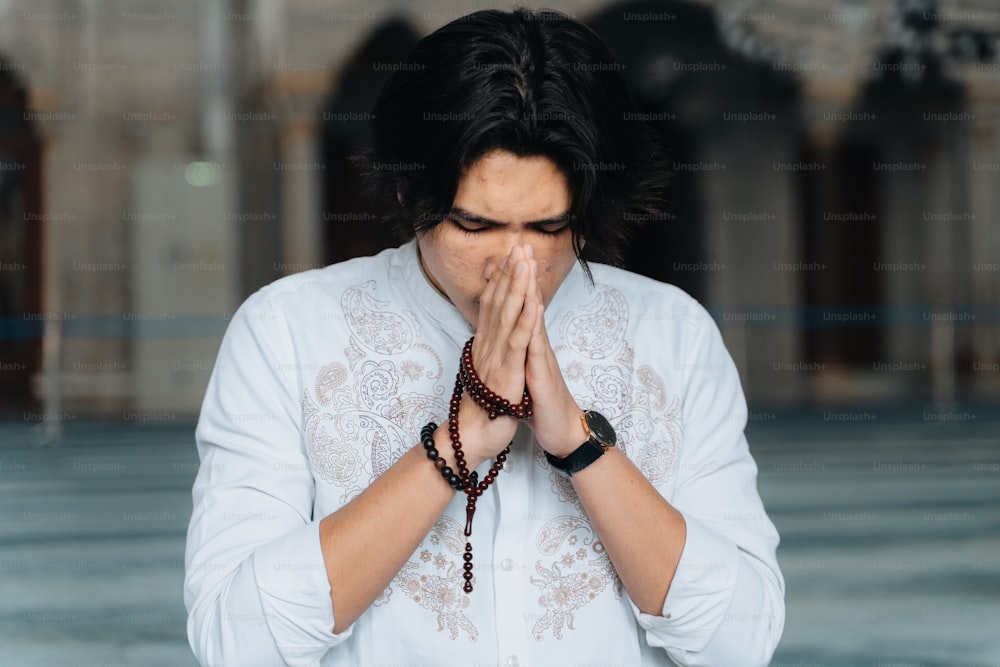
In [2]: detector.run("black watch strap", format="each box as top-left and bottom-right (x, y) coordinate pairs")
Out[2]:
(545, 411), (616, 477)
(544, 440), (608, 476)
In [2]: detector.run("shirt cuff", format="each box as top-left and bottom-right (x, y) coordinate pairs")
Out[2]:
(629, 515), (740, 653)
(251, 520), (352, 665)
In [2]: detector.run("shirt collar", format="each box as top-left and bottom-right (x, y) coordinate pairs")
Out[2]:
(396, 239), (476, 345)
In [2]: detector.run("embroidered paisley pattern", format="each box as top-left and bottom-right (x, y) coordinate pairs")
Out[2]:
(357, 360), (401, 408)
(585, 364), (631, 415)
(561, 286), (628, 359)
(314, 362), (347, 405)
(303, 281), (444, 503)
(530, 516), (618, 640)
(395, 517), (479, 641)
(302, 397), (364, 490)
(636, 393), (682, 484)
(342, 281), (415, 354)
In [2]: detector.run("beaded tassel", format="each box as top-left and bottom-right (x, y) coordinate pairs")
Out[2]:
(444, 336), (528, 593)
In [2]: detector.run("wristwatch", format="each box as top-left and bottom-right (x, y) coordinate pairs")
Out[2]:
(544, 410), (616, 477)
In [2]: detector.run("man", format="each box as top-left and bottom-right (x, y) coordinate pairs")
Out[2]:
(185, 8), (784, 666)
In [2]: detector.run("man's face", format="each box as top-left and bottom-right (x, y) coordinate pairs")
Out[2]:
(416, 150), (579, 328)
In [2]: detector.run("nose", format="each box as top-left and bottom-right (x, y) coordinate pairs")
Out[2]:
(484, 235), (533, 280)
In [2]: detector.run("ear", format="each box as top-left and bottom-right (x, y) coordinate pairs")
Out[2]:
(396, 188), (404, 206)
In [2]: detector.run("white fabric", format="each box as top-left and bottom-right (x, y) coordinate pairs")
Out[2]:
(184, 241), (785, 667)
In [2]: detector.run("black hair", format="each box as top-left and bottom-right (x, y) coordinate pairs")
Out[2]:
(355, 7), (669, 273)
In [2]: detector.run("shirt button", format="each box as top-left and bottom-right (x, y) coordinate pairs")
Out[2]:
(506, 656), (520, 667)
(503, 459), (515, 473)
(501, 558), (515, 571)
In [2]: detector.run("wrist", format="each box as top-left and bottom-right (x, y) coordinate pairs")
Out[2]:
(543, 410), (617, 477)
(434, 411), (494, 471)
(541, 409), (588, 458)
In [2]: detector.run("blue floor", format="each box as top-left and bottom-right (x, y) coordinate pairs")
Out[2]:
(1, 407), (998, 666)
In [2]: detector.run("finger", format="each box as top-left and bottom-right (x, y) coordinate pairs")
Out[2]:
(526, 262), (553, 364)
(526, 258), (543, 310)
(484, 246), (527, 341)
(522, 259), (544, 335)
(527, 297), (547, 357)
(506, 281), (539, 353)
(482, 253), (504, 282)
(477, 260), (503, 328)
(496, 257), (532, 342)
(480, 249), (512, 304)
(477, 246), (519, 341)
(473, 247), (529, 389)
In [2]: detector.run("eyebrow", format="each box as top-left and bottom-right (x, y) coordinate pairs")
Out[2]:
(448, 207), (572, 227)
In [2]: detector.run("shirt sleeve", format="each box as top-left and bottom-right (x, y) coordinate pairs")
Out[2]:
(183, 289), (351, 666)
(629, 301), (785, 667)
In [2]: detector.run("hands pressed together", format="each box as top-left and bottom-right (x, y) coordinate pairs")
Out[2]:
(321, 243), (688, 631)
(438, 244), (586, 470)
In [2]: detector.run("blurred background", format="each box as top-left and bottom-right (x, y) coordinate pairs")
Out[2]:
(0, 0), (998, 665)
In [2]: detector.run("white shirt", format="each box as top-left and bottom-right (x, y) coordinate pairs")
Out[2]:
(184, 241), (784, 667)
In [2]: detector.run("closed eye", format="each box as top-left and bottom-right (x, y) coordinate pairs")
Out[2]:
(446, 208), (572, 235)
(448, 217), (491, 234)
(533, 220), (571, 235)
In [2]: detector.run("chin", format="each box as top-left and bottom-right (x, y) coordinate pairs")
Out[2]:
(465, 302), (480, 326)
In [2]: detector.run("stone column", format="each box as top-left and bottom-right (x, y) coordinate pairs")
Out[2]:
(966, 84), (1000, 399)
(277, 116), (324, 274)
(700, 121), (803, 404)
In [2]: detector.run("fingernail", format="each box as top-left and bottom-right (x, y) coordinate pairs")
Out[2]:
(525, 244), (534, 259)
(514, 262), (526, 277)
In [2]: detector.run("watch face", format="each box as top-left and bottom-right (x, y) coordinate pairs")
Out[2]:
(584, 411), (616, 447)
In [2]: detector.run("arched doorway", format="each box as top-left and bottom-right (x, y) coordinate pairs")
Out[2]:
(0, 63), (42, 412)
(319, 18), (419, 264)
(801, 46), (963, 376)
(587, 0), (798, 302)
